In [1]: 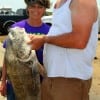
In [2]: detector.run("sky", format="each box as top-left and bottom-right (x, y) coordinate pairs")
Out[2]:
(0, 0), (100, 12)
(0, 0), (55, 12)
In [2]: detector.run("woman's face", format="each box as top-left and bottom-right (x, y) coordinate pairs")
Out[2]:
(27, 4), (46, 20)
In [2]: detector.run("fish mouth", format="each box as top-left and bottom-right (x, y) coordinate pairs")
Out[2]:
(17, 51), (33, 62)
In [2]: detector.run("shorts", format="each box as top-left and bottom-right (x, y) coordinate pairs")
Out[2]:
(41, 77), (92, 100)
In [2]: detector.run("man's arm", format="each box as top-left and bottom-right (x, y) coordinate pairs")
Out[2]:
(28, 0), (98, 50)
(44, 0), (98, 49)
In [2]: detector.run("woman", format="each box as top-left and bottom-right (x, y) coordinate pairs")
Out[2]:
(0, 0), (50, 100)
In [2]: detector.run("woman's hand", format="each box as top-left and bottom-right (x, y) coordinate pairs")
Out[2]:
(0, 80), (7, 97)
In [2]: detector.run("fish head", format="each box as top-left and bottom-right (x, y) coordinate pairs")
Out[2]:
(8, 27), (32, 60)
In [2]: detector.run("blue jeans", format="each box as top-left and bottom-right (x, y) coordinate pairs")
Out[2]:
(7, 81), (16, 100)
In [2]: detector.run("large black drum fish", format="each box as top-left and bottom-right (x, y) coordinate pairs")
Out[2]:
(4, 27), (43, 100)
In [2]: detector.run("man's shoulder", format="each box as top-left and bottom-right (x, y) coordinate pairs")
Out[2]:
(71, 0), (97, 10)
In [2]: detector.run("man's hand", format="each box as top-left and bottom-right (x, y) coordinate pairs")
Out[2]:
(27, 34), (46, 50)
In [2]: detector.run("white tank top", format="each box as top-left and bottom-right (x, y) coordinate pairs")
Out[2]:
(43, 0), (98, 80)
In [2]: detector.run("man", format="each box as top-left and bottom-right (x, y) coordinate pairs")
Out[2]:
(28, 0), (99, 100)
